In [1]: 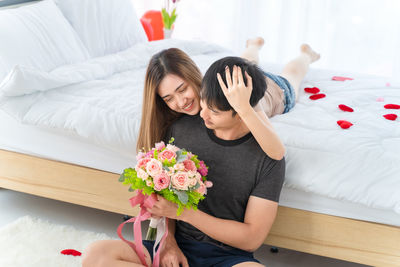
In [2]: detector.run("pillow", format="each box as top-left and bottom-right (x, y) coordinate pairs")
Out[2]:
(54, 0), (148, 57)
(0, 0), (90, 82)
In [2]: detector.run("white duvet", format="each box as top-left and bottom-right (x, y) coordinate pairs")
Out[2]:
(0, 39), (399, 215)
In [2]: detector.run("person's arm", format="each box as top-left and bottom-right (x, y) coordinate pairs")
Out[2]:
(217, 65), (285, 160)
(160, 218), (189, 267)
(239, 105), (285, 160)
(149, 195), (278, 252)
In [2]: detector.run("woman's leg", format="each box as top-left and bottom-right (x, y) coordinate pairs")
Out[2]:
(241, 37), (265, 64)
(82, 240), (152, 267)
(280, 44), (320, 100)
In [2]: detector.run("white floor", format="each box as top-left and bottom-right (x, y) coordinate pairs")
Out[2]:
(0, 188), (370, 267)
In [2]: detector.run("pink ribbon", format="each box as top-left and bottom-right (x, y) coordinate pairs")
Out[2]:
(117, 191), (169, 267)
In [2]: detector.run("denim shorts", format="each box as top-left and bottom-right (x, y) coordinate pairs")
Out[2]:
(143, 233), (260, 267)
(263, 71), (296, 113)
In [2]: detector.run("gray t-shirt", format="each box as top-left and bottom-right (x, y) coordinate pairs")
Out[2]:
(165, 115), (285, 247)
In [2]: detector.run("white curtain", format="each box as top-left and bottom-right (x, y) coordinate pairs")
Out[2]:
(134, 0), (400, 79)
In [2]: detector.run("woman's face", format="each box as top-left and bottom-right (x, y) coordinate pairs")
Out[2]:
(158, 74), (200, 115)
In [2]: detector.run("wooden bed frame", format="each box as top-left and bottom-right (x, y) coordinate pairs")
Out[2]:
(1, 149), (399, 266)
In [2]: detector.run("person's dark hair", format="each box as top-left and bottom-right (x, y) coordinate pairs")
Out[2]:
(201, 56), (266, 116)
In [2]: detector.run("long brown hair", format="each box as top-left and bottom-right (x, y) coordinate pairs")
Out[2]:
(136, 48), (202, 152)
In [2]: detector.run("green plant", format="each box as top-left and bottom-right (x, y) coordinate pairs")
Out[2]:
(161, 7), (177, 30)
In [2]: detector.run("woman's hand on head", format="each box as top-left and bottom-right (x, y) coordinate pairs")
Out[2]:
(217, 65), (253, 116)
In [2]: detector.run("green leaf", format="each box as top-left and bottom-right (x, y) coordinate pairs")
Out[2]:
(128, 187), (134, 192)
(118, 173), (125, 182)
(176, 150), (186, 163)
(174, 190), (188, 204)
(192, 182), (200, 190)
(162, 165), (170, 171)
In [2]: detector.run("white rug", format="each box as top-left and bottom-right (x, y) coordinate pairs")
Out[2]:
(0, 216), (113, 267)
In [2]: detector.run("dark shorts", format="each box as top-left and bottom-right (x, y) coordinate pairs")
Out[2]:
(143, 233), (260, 267)
(263, 71), (296, 113)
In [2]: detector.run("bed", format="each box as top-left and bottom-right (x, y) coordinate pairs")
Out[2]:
(0, 1), (399, 266)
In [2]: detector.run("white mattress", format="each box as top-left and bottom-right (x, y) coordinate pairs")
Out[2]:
(1, 109), (399, 227)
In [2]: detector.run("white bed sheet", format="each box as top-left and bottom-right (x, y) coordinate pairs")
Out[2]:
(1, 108), (399, 227)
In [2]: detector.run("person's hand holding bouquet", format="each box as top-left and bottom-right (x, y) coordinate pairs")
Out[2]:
(117, 138), (212, 267)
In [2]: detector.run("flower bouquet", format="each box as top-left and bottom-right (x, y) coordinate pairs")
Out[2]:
(117, 138), (211, 267)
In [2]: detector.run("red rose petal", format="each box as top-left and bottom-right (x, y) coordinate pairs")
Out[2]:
(304, 87), (320, 94)
(309, 93), (326, 100)
(384, 104), (400, 109)
(332, 76), (353, 81)
(338, 104), (354, 112)
(61, 249), (82, 256)
(383, 114), (397, 121)
(337, 120), (353, 129)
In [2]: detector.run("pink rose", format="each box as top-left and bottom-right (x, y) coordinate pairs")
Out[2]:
(171, 171), (190, 190)
(195, 172), (202, 182)
(205, 181), (213, 188)
(155, 141), (165, 151)
(158, 149), (176, 161)
(136, 158), (151, 169)
(145, 150), (155, 158)
(136, 168), (149, 180)
(136, 152), (146, 161)
(166, 144), (180, 153)
(198, 160), (208, 176)
(174, 163), (185, 171)
(146, 158), (162, 177)
(183, 159), (197, 172)
(196, 181), (207, 195)
(146, 179), (153, 187)
(188, 177), (197, 187)
(153, 172), (170, 191)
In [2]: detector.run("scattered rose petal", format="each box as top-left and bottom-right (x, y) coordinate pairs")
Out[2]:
(332, 76), (353, 81)
(386, 82), (391, 87)
(309, 93), (326, 100)
(376, 97), (384, 102)
(337, 120), (353, 129)
(383, 114), (397, 121)
(338, 104), (354, 112)
(61, 249), (82, 256)
(304, 87), (320, 94)
(384, 104), (400, 109)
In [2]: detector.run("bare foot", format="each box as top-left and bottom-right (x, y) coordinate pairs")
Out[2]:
(301, 44), (320, 63)
(246, 37), (265, 49)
